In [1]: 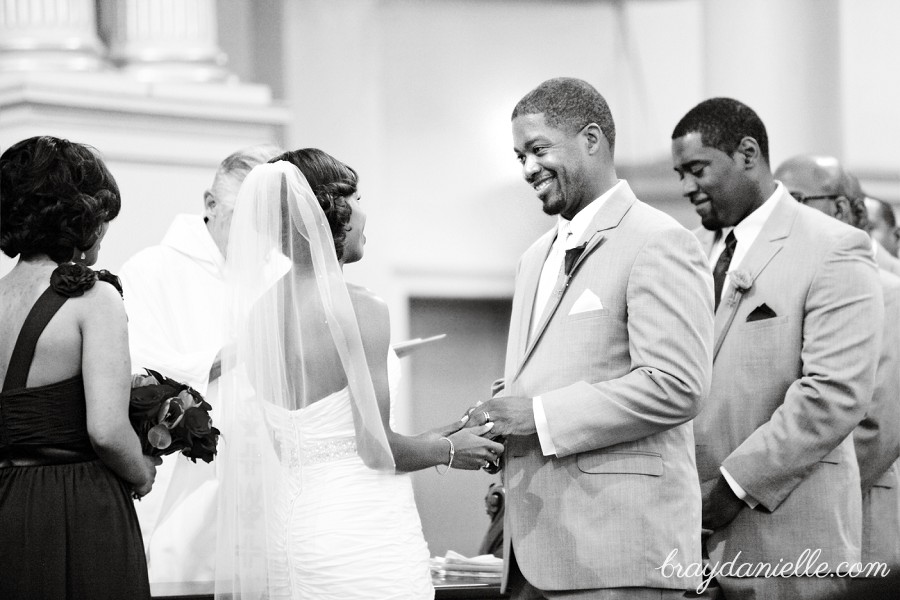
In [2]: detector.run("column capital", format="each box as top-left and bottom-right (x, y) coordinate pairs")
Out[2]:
(0, 0), (106, 72)
(98, 0), (230, 82)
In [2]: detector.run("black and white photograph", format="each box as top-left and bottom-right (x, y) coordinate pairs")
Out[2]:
(1, 1), (898, 599)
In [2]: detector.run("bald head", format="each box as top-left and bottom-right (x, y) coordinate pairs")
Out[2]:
(843, 170), (864, 200)
(775, 154), (866, 229)
(775, 155), (845, 196)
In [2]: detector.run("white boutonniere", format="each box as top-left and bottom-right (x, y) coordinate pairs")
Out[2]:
(727, 269), (753, 306)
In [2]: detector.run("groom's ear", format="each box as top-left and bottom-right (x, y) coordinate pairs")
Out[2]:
(581, 123), (607, 156)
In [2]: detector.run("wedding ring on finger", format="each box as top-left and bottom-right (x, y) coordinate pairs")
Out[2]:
(482, 411), (491, 423)
(482, 460), (490, 469)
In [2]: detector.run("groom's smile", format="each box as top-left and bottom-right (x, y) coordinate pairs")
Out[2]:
(532, 173), (555, 197)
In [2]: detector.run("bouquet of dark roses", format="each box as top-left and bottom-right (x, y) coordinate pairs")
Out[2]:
(129, 369), (220, 463)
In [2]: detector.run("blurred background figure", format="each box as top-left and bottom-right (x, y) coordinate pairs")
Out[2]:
(776, 154), (900, 571)
(844, 172), (900, 274)
(119, 143), (282, 584)
(866, 196), (900, 260)
(477, 483), (505, 558)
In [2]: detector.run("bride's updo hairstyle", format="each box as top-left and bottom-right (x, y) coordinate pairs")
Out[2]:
(1, 136), (121, 263)
(269, 148), (356, 260)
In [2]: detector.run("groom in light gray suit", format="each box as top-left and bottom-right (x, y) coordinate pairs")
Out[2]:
(672, 98), (884, 600)
(470, 78), (714, 599)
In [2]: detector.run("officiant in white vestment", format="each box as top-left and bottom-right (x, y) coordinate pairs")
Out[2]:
(119, 144), (281, 583)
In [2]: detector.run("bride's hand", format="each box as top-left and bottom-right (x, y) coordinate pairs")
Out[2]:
(446, 424), (505, 470)
(431, 413), (470, 437)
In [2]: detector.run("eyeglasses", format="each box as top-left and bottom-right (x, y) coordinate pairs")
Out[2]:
(789, 191), (842, 205)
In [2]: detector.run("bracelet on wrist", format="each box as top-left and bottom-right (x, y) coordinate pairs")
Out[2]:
(434, 436), (455, 475)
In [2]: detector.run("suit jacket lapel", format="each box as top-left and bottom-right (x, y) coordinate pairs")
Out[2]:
(712, 192), (797, 360)
(512, 184), (636, 380)
(523, 230), (607, 366)
(695, 228), (717, 260)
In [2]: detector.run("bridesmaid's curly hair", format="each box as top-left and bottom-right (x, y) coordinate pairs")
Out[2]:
(1, 136), (121, 263)
(269, 148), (356, 260)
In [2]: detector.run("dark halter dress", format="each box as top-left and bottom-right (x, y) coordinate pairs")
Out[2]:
(0, 270), (150, 599)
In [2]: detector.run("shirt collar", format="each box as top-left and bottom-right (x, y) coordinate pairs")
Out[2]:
(730, 182), (784, 247)
(555, 180), (625, 248)
(161, 214), (225, 271)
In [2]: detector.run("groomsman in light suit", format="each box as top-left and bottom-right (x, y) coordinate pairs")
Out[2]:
(671, 98), (884, 600)
(775, 154), (900, 568)
(470, 77), (714, 599)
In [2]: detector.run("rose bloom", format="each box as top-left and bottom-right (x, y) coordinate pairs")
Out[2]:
(183, 407), (212, 436)
(131, 373), (159, 388)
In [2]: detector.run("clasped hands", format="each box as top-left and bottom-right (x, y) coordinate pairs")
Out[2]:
(452, 396), (536, 472)
(462, 395), (536, 437)
(431, 396), (536, 472)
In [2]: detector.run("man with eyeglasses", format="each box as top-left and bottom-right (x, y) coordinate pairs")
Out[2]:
(866, 196), (900, 274)
(671, 98), (883, 600)
(776, 154), (900, 576)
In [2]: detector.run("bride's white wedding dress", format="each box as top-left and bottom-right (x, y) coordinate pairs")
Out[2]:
(219, 162), (432, 599)
(263, 352), (434, 599)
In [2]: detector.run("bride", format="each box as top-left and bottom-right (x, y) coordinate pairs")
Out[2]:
(215, 149), (504, 599)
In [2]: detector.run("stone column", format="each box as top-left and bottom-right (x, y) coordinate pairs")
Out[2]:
(98, 0), (229, 82)
(0, 0), (106, 71)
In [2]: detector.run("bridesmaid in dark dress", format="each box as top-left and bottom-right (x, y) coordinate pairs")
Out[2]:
(0, 136), (160, 599)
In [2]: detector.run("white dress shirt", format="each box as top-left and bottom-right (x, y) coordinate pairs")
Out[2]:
(708, 183), (784, 306)
(532, 181), (625, 456)
(708, 183), (786, 508)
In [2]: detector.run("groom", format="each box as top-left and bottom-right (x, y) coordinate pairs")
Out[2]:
(470, 78), (714, 599)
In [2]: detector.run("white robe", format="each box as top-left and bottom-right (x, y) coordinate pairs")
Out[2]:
(119, 214), (225, 584)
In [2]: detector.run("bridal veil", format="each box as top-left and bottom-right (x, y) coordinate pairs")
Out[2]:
(215, 161), (394, 598)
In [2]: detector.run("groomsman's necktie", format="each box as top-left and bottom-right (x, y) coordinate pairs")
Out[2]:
(713, 231), (737, 312)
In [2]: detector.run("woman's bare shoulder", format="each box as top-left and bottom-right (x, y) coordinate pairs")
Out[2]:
(346, 283), (390, 347)
(71, 280), (127, 324)
(346, 283), (389, 319)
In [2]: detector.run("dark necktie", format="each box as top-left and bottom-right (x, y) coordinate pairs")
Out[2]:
(713, 231), (737, 312)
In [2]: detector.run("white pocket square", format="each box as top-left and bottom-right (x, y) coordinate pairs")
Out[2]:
(568, 289), (604, 315)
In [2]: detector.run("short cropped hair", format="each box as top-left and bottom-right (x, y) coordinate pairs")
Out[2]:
(1, 136), (120, 262)
(270, 148), (357, 261)
(208, 143), (283, 209)
(512, 77), (616, 156)
(672, 97), (770, 164)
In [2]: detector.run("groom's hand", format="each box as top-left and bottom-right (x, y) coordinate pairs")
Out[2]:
(701, 475), (745, 531)
(467, 396), (535, 437)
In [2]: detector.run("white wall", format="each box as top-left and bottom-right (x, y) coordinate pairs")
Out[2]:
(281, 0), (706, 320)
(840, 0), (900, 199)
